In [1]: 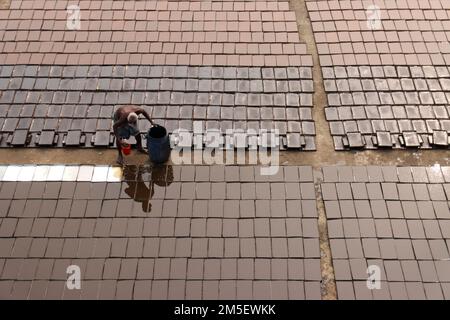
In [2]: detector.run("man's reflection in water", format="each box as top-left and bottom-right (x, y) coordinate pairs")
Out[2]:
(122, 165), (173, 212)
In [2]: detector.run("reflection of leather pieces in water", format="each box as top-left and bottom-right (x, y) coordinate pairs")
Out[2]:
(134, 181), (152, 201)
(141, 200), (152, 213)
(136, 166), (153, 181)
(122, 165), (140, 181)
(125, 181), (152, 213)
(122, 165), (172, 184)
(121, 165), (173, 215)
(151, 165), (174, 187)
(123, 180), (150, 204)
(121, 167), (153, 213)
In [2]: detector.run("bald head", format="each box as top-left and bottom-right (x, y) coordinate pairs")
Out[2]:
(127, 112), (138, 123)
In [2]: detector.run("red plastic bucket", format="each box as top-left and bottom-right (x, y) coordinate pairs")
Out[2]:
(122, 143), (131, 155)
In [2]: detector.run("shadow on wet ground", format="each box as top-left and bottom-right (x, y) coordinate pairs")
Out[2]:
(122, 164), (173, 213)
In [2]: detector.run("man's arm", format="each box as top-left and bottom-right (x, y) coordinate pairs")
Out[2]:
(138, 109), (154, 125)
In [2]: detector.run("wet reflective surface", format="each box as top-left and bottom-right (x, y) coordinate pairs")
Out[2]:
(0, 165), (320, 299)
(0, 164), (449, 299)
(122, 165), (174, 212)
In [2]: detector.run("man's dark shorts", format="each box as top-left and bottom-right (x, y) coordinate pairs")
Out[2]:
(117, 125), (140, 139)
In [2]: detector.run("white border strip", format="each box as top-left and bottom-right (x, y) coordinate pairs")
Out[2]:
(0, 165), (123, 182)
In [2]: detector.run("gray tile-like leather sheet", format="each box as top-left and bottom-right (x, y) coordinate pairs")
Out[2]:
(0, 65), (316, 150)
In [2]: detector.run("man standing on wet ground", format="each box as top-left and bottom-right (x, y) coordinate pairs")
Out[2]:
(113, 105), (154, 165)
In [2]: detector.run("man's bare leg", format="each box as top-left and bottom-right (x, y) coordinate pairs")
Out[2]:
(116, 143), (124, 165)
(135, 134), (147, 154)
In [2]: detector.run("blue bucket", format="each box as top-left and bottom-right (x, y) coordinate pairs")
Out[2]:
(147, 125), (171, 163)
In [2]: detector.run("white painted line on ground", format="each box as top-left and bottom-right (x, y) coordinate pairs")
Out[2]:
(33, 165), (50, 181)
(0, 165), (124, 182)
(47, 165), (65, 181)
(62, 166), (79, 181)
(3, 166), (21, 181)
(17, 166), (36, 181)
(77, 165), (95, 181)
(92, 166), (109, 182)
(0, 166), (7, 180)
